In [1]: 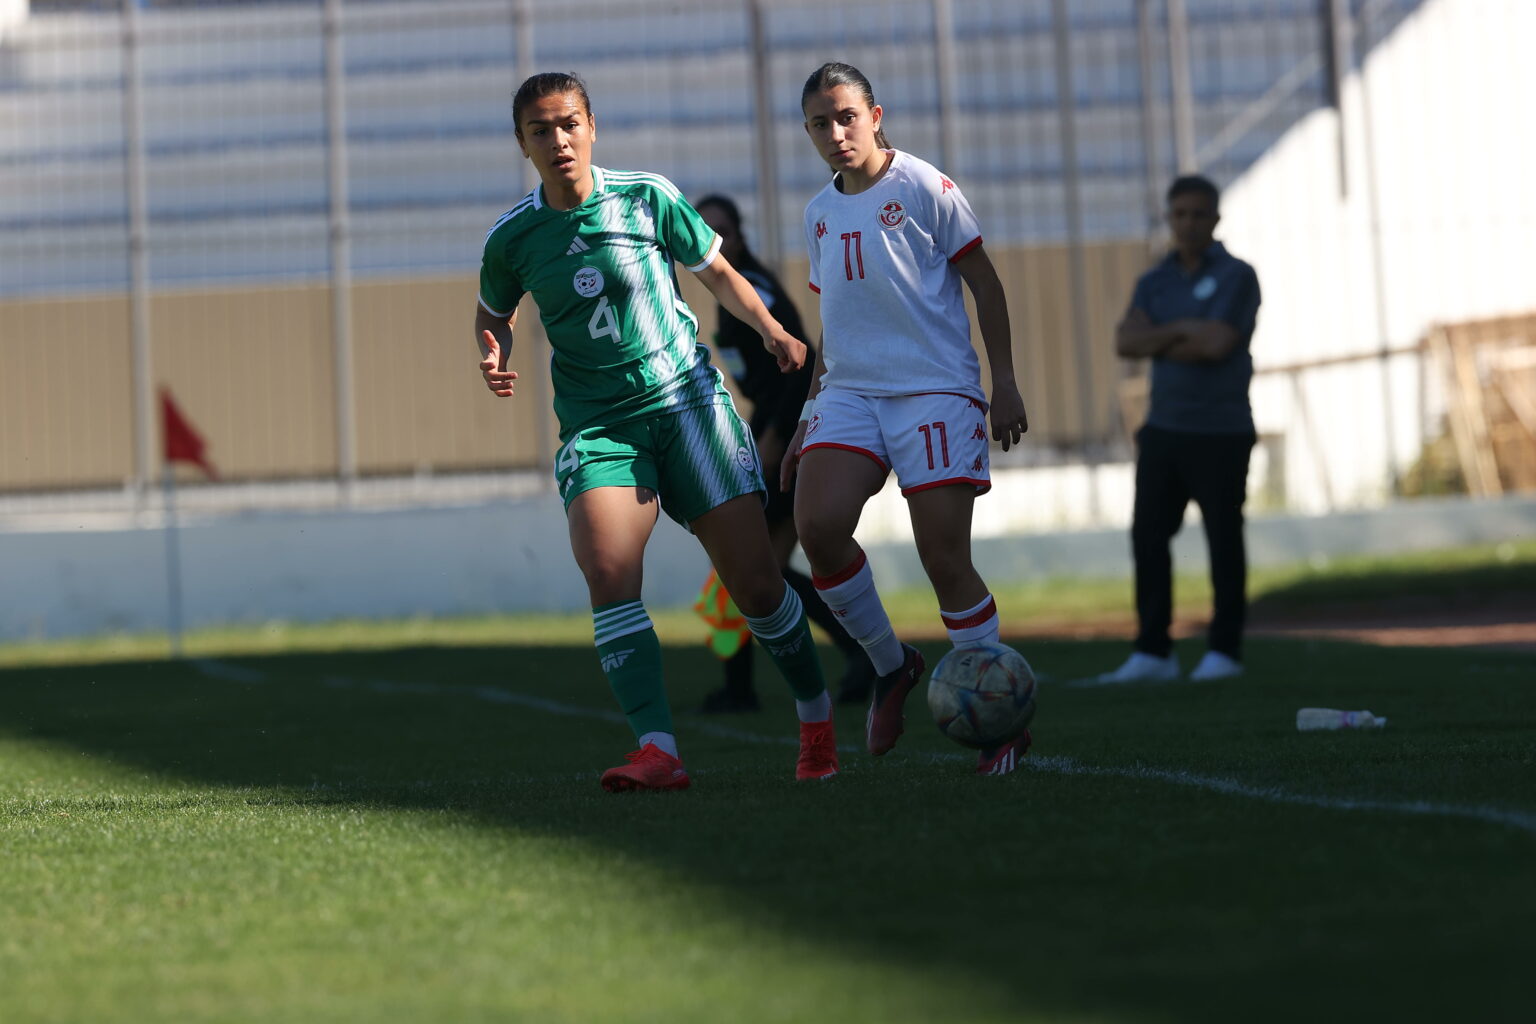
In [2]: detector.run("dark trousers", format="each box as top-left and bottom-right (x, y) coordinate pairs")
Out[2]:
(1131, 424), (1255, 660)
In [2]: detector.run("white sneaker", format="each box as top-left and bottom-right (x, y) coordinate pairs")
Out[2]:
(1189, 651), (1245, 681)
(1095, 651), (1181, 684)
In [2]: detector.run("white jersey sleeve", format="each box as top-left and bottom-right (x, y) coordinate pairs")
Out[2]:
(915, 161), (983, 262)
(804, 200), (824, 295)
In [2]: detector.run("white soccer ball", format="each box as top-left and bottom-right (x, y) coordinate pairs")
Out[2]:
(927, 642), (1038, 749)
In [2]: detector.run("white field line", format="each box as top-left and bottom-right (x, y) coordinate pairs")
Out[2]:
(191, 659), (1536, 838)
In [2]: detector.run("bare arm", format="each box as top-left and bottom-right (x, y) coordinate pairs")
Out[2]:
(954, 246), (1028, 450)
(1162, 320), (1238, 363)
(1117, 309), (1236, 363)
(778, 337), (826, 493)
(1116, 308), (1185, 358)
(693, 256), (806, 372)
(474, 305), (519, 397)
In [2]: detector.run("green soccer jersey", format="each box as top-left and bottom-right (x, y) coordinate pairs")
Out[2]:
(479, 166), (730, 439)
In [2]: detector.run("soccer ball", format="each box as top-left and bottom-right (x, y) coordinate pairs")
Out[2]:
(927, 642), (1037, 749)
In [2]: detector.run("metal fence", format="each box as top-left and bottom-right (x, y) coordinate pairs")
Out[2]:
(6, 0), (1504, 519)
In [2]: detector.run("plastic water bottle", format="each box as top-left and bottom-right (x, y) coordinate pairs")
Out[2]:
(1296, 708), (1388, 731)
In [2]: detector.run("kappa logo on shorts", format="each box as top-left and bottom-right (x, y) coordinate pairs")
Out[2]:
(879, 200), (906, 229)
(573, 266), (605, 298)
(970, 456), (984, 473)
(805, 412), (823, 437)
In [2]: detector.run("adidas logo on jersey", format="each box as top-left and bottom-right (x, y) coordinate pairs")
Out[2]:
(566, 236), (591, 256)
(600, 648), (635, 672)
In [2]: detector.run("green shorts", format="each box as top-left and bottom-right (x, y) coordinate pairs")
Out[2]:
(554, 400), (765, 528)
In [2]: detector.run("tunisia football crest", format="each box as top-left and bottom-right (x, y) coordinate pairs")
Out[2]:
(878, 200), (906, 229)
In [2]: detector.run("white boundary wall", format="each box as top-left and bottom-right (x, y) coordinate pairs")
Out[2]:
(4, 474), (1533, 642)
(1222, 0), (1536, 512)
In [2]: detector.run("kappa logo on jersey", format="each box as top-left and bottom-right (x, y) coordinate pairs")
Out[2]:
(735, 445), (756, 474)
(566, 236), (591, 256)
(573, 266), (604, 298)
(600, 648), (635, 672)
(879, 200), (906, 229)
(815, 220), (828, 239)
(940, 176), (956, 192)
(971, 424), (987, 441)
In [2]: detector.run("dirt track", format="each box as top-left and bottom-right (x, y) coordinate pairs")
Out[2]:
(999, 602), (1536, 654)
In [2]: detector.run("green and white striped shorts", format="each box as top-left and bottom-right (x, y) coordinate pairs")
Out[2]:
(554, 399), (764, 528)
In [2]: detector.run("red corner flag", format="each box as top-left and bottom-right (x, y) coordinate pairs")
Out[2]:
(160, 388), (218, 479)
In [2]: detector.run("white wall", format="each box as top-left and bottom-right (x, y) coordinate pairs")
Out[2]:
(1221, 0), (1536, 512)
(0, 0), (26, 35)
(5, 473), (1534, 643)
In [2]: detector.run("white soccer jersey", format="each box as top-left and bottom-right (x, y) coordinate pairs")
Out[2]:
(804, 150), (984, 401)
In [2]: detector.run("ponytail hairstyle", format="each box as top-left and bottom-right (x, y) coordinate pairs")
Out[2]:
(512, 71), (592, 138)
(692, 194), (767, 276)
(800, 62), (892, 150)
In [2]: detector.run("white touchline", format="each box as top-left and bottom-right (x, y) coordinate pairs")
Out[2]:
(193, 659), (1536, 838)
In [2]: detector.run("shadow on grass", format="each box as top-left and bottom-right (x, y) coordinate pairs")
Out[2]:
(1249, 552), (1536, 620)
(3, 638), (1534, 1023)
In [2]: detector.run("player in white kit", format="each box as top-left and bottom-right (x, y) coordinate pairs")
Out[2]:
(782, 63), (1032, 775)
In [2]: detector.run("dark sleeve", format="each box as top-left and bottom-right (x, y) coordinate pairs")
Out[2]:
(760, 272), (813, 437)
(1209, 265), (1261, 339)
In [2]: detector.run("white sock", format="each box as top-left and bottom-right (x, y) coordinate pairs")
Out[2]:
(795, 692), (832, 723)
(637, 731), (678, 758)
(813, 550), (904, 675)
(942, 594), (1000, 648)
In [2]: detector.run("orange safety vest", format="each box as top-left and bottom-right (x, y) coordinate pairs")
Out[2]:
(693, 568), (752, 659)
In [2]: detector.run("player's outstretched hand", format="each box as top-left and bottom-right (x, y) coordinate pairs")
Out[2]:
(989, 384), (1028, 452)
(480, 331), (518, 397)
(764, 328), (807, 373)
(779, 421), (809, 492)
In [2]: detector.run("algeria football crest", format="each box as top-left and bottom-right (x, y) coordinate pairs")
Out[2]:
(573, 267), (605, 298)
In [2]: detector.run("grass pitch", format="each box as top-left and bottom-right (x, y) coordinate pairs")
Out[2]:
(2, 546), (1534, 1023)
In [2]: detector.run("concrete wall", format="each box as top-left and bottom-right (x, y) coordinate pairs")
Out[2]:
(4, 476), (1532, 643)
(1223, 0), (1536, 511)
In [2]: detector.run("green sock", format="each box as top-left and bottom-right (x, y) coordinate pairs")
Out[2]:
(593, 601), (672, 741)
(744, 585), (828, 702)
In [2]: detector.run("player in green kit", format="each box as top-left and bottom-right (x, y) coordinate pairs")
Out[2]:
(474, 72), (838, 791)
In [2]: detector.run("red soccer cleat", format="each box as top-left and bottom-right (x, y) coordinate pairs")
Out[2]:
(600, 743), (691, 792)
(796, 717), (840, 780)
(866, 643), (926, 756)
(976, 729), (1032, 776)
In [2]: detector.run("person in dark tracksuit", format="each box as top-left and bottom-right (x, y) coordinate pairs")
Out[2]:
(692, 194), (875, 711)
(1098, 174), (1261, 684)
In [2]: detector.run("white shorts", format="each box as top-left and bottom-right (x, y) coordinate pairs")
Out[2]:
(801, 389), (991, 496)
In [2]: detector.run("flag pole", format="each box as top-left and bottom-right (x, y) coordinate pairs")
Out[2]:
(163, 462), (184, 658)
(159, 387), (216, 658)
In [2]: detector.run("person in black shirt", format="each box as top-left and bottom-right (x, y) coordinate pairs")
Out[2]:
(694, 194), (875, 711)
